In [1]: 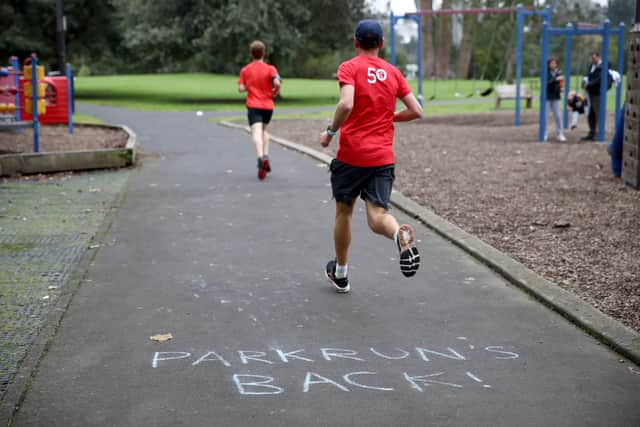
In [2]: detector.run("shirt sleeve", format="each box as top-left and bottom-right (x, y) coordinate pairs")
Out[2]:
(396, 69), (411, 98)
(337, 62), (355, 87)
(271, 65), (280, 81)
(238, 68), (246, 85)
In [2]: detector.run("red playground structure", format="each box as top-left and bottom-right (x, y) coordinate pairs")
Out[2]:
(0, 55), (74, 152)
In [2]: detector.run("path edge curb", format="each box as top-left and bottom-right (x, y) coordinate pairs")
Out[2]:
(0, 123), (137, 177)
(0, 161), (135, 427)
(219, 120), (640, 366)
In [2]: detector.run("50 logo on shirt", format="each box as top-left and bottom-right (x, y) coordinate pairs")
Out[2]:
(367, 67), (388, 84)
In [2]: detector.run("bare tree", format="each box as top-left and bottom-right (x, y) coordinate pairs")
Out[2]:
(455, 0), (478, 79)
(436, 0), (452, 78)
(419, 0), (435, 77)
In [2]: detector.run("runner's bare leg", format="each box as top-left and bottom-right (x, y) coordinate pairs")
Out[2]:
(262, 124), (270, 157)
(335, 202), (354, 266)
(365, 201), (398, 240)
(251, 123), (264, 158)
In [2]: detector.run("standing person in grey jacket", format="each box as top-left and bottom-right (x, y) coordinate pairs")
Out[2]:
(544, 57), (566, 141)
(581, 52), (606, 141)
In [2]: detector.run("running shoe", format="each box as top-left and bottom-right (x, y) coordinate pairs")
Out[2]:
(325, 259), (350, 293)
(257, 158), (267, 181)
(397, 224), (420, 277)
(262, 155), (271, 173)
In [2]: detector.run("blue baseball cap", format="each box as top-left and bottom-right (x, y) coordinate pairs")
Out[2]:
(355, 20), (383, 48)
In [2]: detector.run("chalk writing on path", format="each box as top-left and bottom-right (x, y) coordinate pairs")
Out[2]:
(151, 344), (519, 395)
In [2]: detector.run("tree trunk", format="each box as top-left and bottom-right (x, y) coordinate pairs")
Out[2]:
(420, 0), (435, 78)
(455, 0), (477, 79)
(505, 47), (516, 84)
(436, 0), (452, 78)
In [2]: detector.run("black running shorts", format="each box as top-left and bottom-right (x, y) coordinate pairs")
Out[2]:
(329, 159), (395, 210)
(247, 108), (273, 126)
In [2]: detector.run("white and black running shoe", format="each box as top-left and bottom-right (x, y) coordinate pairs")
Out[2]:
(325, 259), (350, 293)
(397, 224), (420, 277)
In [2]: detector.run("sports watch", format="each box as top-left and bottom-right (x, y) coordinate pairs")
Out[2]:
(326, 126), (338, 137)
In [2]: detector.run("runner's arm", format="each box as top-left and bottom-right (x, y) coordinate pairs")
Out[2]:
(320, 84), (354, 147)
(394, 93), (423, 122)
(238, 84), (247, 93)
(272, 74), (281, 97)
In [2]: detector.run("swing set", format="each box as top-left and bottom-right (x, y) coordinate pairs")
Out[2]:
(390, 4), (551, 126)
(539, 20), (625, 142)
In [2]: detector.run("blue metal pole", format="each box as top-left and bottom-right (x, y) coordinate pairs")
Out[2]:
(11, 56), (20, 121)
(563, 24), (573, 129)
(539, 21), (550, 142)
(66, 63), (73, 134)
(416, 16), (423, 106)
(31, 55), (39, 153)
(542, 5), (551, 23)
(515, 4), (523, 127)
(390, 12), (396, 66)
(598, 20), (610, 142)
(614, 23), (625, 125)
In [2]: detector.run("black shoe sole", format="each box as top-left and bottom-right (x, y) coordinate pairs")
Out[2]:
(398, 224), (420, 277)
(400, 248), (420, 277)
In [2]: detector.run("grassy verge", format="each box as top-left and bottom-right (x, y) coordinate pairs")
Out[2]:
(73, 114), (104, 124)
(75, 73), (626, 115)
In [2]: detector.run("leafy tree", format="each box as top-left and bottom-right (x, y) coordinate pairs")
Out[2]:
(113, 0), (368, 76)
(0, 0), (121, 73)
(2, 0), (369, 76)
(607, 0), (636, 25)
(0, 0), (54, 68)
(64, 0), (122, 73)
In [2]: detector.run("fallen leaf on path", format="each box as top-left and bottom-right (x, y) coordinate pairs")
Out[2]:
(552, 221), (571, 229)
(150, 333), (173, 342)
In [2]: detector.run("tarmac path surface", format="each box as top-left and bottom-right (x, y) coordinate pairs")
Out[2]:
(11, 105), (640, 426)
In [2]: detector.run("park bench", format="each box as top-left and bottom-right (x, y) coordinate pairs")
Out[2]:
(494, 84), (533, 109)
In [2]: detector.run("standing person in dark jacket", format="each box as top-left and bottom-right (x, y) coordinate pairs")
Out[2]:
(544, 57), (566, 141)
(582, 52), (606, 141)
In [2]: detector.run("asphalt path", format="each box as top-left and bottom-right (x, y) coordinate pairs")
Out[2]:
(12, 105), (640, 427)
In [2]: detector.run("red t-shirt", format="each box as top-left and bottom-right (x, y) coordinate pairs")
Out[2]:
(238, 61), (279, 110)
(336, 55), (411, 167)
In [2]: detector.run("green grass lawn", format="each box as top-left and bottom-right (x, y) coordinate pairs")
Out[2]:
(75, 73), (626, 115)
(75, 73), (340, 111)
(72, 113), (104, 124)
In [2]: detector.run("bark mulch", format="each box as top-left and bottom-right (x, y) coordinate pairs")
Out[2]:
(267, 111), (640, 334)
(0, 124), (128, 155)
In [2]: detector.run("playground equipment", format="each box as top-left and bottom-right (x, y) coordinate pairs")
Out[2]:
(0, 57), (24, 122)
(538, 20), (625, 142)
(622, 26), (640, 188)
(20, 68), (73, 126)
(390, 4), (551, 120)
(0, 55), (75, 153)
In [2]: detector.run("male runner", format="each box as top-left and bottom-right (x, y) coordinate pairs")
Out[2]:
(238, 40), (281, 180)
(319, 20), (423, 293)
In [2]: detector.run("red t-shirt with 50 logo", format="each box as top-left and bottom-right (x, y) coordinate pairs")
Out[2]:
(336, 55), (411, 167)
